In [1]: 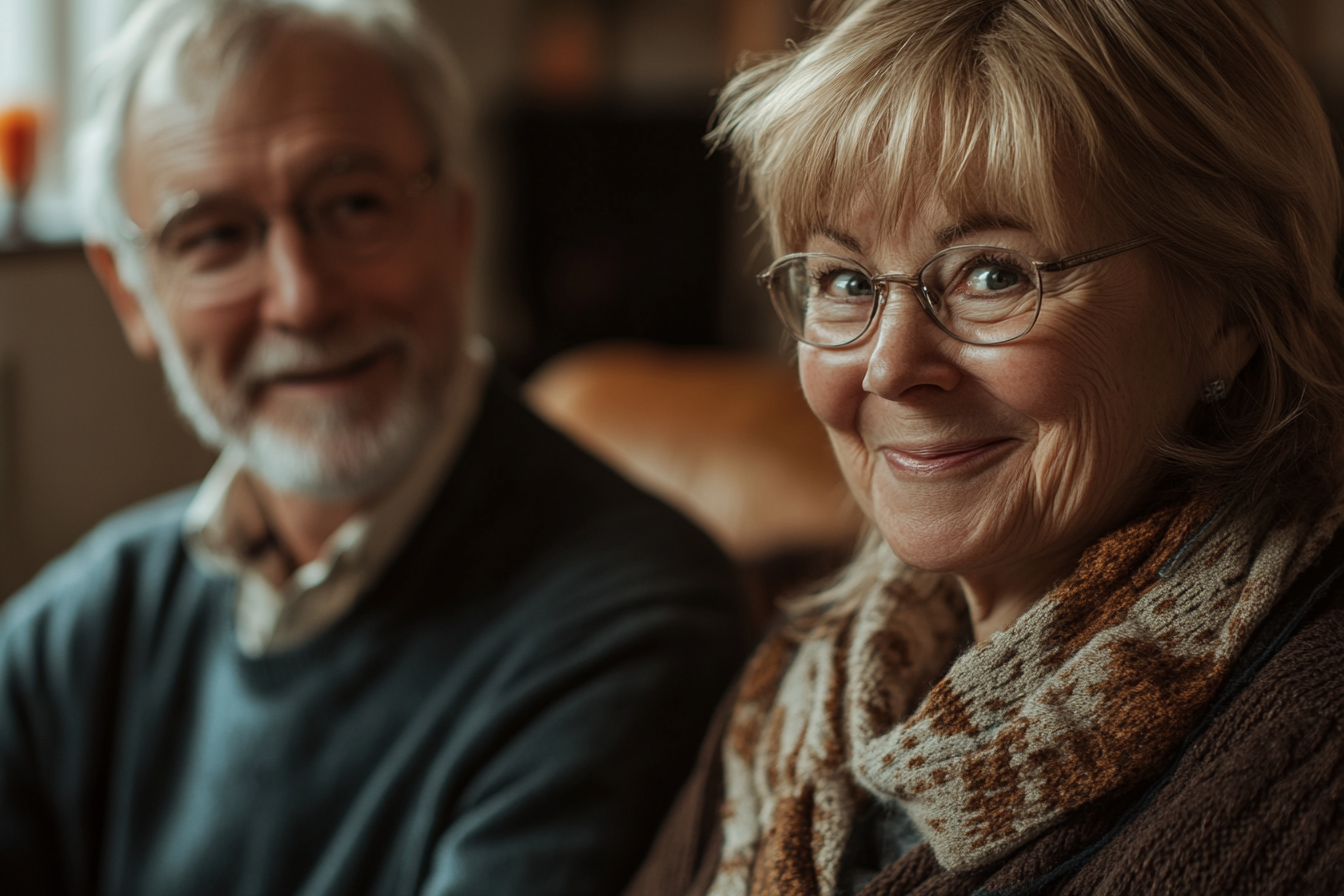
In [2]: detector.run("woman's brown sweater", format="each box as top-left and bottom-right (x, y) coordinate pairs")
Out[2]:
(625, 536), (1344, 896)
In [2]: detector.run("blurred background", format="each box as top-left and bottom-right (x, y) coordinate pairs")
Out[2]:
(0, 0), (1341, 599)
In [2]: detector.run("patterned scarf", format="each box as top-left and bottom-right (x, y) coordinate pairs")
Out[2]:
(709, 492), (1344, 896)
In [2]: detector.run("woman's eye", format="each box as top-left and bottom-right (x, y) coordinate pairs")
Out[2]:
(966, 264), (1022, 292)
(820, 269), (873, 298)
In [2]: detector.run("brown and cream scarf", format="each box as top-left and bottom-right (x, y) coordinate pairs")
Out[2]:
(708, 492), (1344, 896)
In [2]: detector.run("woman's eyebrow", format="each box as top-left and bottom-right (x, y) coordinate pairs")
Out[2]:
(811, 225), (864, 255)
(935, 214), (1031, 247)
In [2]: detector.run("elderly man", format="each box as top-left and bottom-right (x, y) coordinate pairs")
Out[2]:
(0, 1), (744, 894)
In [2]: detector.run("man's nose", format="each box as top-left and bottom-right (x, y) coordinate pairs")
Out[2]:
(859, 286), (962, 398)
(259, 218), (336, 329)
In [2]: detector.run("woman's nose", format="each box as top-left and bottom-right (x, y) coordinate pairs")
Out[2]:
(860, 286), (963, 398)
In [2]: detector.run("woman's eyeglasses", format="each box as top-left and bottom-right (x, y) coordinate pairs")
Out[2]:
(757, 235), (1159, 348)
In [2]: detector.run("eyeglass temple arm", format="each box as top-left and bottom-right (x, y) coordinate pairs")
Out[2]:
(1038, 234), (1161, 272)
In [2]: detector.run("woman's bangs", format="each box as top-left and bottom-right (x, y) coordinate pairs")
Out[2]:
(764, 43), (1077, 253)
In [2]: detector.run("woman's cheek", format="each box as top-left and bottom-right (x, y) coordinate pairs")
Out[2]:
(798, 348), (879, 519)
(798, 347), (867, 432)
(832, 438), (879, 519)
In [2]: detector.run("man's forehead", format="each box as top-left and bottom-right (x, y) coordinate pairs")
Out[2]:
(122, 24), (428, 214)
(135, 24), (417, 136)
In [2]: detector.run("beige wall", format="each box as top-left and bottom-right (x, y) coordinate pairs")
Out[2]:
(0, 249), (214, 597)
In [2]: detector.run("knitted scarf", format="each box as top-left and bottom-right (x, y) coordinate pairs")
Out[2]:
(708, 492), (1344, 896)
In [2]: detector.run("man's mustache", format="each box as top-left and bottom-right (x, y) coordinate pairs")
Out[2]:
(235, 325), (409, 389)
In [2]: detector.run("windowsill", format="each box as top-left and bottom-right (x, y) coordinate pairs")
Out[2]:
(0, 195), (83, 256)
(0, 238), (83, 259)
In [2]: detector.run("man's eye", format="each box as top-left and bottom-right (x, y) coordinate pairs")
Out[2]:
(317, 187), (400, 238)
(180, 223), (247, 250)
(330, 191), (388, 217)
(165, 220), (254, 266)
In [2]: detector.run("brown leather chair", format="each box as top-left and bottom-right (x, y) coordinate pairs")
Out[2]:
(526, 342), (863, 629)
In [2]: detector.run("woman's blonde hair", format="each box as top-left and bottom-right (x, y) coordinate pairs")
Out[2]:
(712, 0), (1344, 618)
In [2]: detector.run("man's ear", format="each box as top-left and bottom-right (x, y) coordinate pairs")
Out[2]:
(448, 182), (476, 268)
(86, 243), (160, 361)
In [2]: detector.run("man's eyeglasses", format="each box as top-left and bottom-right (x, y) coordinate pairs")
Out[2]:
(757, 235), (1159, 348)
(121, 154), (439, 308)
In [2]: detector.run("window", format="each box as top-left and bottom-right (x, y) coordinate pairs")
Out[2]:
(0, 0), (141, 243)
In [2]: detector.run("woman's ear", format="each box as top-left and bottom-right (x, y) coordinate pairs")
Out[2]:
(1210, 311), (1261, 382)
(86, 243), (160, 361)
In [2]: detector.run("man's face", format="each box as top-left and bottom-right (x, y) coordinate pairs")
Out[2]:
(113, 24), (474, 500)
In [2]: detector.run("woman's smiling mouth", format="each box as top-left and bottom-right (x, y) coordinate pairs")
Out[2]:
(879, 438), (1017, 476)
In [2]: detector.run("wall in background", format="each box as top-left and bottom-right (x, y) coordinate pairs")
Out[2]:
(0, 250), (213, 596)
(420, 0), (786, 370)
(1276, 0), (1344, 115)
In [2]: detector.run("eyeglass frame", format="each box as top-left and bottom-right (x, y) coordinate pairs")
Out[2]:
(757, 233), (1161, 348)
(116, 152), (442, 305)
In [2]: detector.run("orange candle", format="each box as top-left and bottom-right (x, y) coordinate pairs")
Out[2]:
(0, 106), (40, 198)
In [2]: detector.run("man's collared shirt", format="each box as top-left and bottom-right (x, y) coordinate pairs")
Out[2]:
(183, 340), (490, 656)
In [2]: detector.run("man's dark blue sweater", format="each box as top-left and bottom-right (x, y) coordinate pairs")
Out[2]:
(0, 374), (746, 896)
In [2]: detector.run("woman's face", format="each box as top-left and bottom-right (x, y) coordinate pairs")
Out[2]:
(798, 191), (1218, 606)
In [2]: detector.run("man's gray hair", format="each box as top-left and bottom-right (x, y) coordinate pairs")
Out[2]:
(75, 0), (473, 276)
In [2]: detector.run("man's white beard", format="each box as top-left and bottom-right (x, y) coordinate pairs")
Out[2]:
(143, 298), (443, 501)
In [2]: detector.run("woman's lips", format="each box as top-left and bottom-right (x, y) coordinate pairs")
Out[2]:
(880, 438), (1016, 476)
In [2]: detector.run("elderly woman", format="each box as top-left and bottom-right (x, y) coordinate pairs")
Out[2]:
(626, 0), (1344, 894)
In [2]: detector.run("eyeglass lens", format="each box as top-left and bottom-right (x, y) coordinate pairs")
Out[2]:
(149, 163), (429, 308)
(764, 246), (1042, 347)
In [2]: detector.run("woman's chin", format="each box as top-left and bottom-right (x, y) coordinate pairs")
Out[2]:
(867, 481), (1012, 569)
(871, 517), (983, 575)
